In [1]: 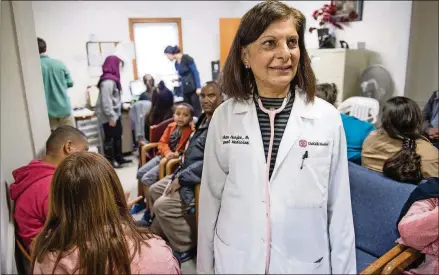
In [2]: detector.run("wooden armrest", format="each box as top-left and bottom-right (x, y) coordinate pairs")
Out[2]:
(159, 157), (168, 180)
(165, 159), (181, 176)
(382, 248), (422, 275)
(195, 184), (201, 226)
(360, 244), (407, 275)
(140, 143), (158, 165)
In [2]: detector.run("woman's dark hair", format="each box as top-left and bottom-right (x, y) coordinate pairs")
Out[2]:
(164, 45), (181, 55)
(315, 83), (338, 105)
(220, 0), (316, 102)
(381, 96), (424, 183)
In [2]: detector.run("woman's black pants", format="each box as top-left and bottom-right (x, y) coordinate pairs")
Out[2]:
(102, 118), (123, 162)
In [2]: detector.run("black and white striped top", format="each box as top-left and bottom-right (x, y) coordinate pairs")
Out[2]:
(255, 94), (295, 179)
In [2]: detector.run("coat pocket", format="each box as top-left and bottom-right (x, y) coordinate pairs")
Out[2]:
(214, 230), (247, 273)
(270, 246), (324, 274)
(286, 156), (330, 208)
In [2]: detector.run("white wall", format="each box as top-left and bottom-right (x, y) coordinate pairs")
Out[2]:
(32, 0), (415, 105)
(405, 0), (438, 106)
(1, 1), (50, 272)
(32, 1), (241, 108)
(237, 1), (413, 96)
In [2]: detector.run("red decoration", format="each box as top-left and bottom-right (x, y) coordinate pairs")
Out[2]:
(309, 2), (358, 33)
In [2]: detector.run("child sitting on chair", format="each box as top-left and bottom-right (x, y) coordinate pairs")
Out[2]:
(397, 178), (438, 275)
(135, 103), (194, 225)
(137, 103), (194, 186)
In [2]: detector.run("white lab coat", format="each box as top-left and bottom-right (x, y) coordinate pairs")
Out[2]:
(197, 90), (356, 274)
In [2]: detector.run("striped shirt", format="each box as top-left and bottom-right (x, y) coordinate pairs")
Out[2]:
(256, 94), (295, 179)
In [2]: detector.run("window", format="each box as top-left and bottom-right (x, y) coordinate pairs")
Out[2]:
(129, 18), (183, 91)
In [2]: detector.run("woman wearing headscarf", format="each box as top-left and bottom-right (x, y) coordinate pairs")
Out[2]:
(164, 45), (202, 117)
(96, 55), (131, 168)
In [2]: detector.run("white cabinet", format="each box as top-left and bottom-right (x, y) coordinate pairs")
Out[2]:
(308, 48), (369, 105)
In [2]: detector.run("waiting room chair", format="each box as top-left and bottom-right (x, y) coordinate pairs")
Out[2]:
(338, 96), (380, 124)
(382, 247), (422, 275)
(138, 118), (175, 206)
(348, 162), (422, 274)
(140, 117), (175, 166)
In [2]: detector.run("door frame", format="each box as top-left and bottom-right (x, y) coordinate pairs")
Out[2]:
(128, 18), (183, 80)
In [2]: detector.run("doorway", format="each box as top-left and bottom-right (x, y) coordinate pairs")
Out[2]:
(219, 18), (241, 69)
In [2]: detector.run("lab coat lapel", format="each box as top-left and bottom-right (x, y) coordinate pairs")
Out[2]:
(240, 101), (266, 165)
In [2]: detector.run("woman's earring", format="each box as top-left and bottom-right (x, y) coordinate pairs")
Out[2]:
(245, 64), (250, 69)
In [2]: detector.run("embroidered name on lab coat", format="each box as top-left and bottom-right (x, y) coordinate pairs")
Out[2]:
(222, 135), (249, 145)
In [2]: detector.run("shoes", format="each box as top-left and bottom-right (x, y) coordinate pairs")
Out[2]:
(173, 249), (195, 263)
(117, 157), (133, 164)
(111, 160), (123, 169)
(130, 202), (146, 215)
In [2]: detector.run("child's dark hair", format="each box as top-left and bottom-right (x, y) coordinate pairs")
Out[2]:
(315, 83), (338, 105)
(176, 103), (194, 118)
(381, 97), (424, 183)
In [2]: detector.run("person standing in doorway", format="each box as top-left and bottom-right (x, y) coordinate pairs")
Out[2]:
(96, 55), (132, 169)
(38, 38), (75, 130)
(164, 45), (202, 117)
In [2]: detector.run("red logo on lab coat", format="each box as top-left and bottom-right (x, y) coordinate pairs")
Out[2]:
(299, 140), (307, 147)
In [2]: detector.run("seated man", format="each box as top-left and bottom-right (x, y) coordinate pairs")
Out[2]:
(316, 83), (375, 164)
(147, 81), (222, 262)
(423, 90), (439, 149)
(10, 126), (88, 249)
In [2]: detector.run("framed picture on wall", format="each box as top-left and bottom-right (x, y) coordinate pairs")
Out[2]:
(332, 0), (363, 21)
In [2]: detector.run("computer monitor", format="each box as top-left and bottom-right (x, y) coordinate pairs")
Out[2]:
(129, 79), (146, 98)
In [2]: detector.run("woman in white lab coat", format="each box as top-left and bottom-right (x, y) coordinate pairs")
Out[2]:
(197, 1), (356, 274)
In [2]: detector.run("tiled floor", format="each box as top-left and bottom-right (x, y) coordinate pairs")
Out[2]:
(116, 155), (196, 274)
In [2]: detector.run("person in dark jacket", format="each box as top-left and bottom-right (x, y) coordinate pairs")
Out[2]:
(423, 90), (439, 149)
(147, 81), (222, 262)
(143, 81), (175, 141)
(164, 45), (202, 117)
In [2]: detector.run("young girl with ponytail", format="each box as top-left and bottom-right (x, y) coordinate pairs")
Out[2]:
(362, 96), (438, 183)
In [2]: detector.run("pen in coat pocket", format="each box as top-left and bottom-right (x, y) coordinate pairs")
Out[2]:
(300, 150), (308, 170)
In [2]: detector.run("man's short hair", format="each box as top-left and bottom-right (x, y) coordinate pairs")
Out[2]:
(203, 81), (222, 94)
(315, 83), (338, 106)
(37, 38), (47, 54)
(46, 126), (86, 154)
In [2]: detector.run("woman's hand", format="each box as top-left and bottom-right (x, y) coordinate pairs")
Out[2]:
(124, 192), (143, 209)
